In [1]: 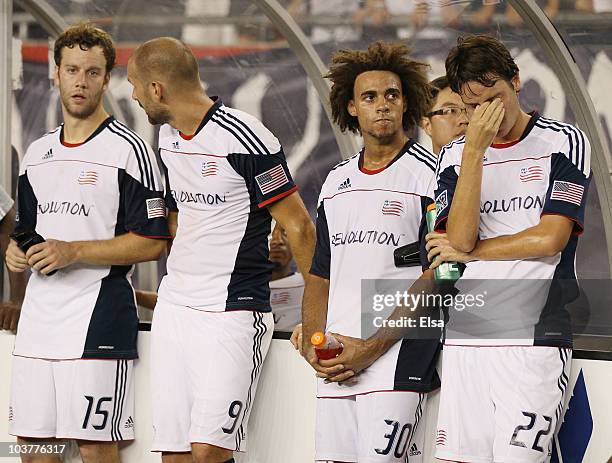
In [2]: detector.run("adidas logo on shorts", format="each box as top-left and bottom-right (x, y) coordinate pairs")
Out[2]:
(409, 443), (421, 456)
(338, 178), (351, 190)
(124, 416), (134, 429)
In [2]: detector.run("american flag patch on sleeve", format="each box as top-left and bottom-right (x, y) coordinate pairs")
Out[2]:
(255, 164), (289, 195)
(550, 180), (584, 206)
(146, 198), (166, 219)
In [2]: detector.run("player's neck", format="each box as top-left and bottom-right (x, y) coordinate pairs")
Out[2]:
(493, 110), (531, 146)
(362, 133), (408, 171)
(62, 104), (109, 144)
(171, 93), (215, 136)
(271, 265), (292, 282)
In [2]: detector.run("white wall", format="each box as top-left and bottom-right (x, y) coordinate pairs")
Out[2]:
(0, 333), (610, 462)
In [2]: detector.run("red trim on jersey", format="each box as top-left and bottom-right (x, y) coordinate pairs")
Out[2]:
(318, 386), (440, 399)
(484, 154), (552, 167)
(129, 231), (173, 240)
(159, 148), (226, 158)
(258, 185), (298, 208)
(323, 188), (422, 202)
(28, 159), (119, 170)
(270, 284), (304, 290)
(491, 139), (521, 149)
(360, 165), (386, 175)
(179, 132), (196, 140)
(61, 139), (84, 148)
(540, 212), (584, 236)
(10, 432), (134, 442)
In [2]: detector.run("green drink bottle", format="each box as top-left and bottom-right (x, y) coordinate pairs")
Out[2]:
(425, 203), (462, 281)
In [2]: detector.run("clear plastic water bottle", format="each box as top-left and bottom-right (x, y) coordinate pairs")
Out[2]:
(311, 331), (343, 360)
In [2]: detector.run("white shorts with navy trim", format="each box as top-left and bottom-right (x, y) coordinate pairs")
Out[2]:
(150, 299), (273, 453)
(315, 391), (427, 463)
(9, 356), (134, 441)
(435, 345), (571, 463)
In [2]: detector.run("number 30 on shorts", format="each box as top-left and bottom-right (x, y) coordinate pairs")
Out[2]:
(375, 419), (413, 458)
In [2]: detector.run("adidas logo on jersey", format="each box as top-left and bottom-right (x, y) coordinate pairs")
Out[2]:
(409, 443), (421, 456)
(42, 148), (53, 160)
(338, 178), (351, 190)
(124, 416), (134, 429)
(172, 141), (179, 149)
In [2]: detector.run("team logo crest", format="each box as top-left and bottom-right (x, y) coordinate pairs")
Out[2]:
(77, 171), (98, 185)
(520, 166), (545, 182)
(435, 190), (448, 214)
(201, 161), (218, 177)
(381, 200), (403, 216)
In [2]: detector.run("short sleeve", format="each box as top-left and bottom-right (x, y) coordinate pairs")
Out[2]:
(542, 133), (591, 234)
(122, 143), (171, 239)
(310, 200), (331, 279)
(433, 145), (460, 232)
(227, 149), (297, 208)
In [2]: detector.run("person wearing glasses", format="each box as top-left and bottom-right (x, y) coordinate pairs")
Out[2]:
(421, 76), (469, 156)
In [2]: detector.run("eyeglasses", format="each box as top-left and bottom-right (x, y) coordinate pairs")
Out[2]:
(426, 106), (468, 118)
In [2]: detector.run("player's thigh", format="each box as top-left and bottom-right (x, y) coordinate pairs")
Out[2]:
(435, 346), (495, 463)
(189, 310), (274, 453)
(315, 396), (358, 463)
(54, 358), (134, 442)
(150, 301), (193, 452)
(356, 391), (427, 463)
(492, 347), (571, 463)
(9, 356), (57, 438)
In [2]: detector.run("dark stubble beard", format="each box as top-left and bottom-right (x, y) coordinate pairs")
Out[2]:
(62, 89), (103, 120)
(147, 107), (172, 126)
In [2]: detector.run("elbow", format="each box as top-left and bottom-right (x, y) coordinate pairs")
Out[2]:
(447, 231), (476, 253)
(147, 240), (167, 261)
(541, 237), (565, 257)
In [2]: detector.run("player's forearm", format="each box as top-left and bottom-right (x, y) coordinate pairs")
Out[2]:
(447, 149), (483, 252)
(470, 222), (571, 261)
(286, 217), (316, 277)
(8, 270), (26, 303)
(301, 274), (330, 348)
(72, 233), (166, 266)
(135, 290), (158, 309)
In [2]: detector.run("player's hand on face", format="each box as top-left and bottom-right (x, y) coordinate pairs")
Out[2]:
(425, 232), (472, 268)
(464, 98), (505, 156)
(0, 301), (21, 333)
(26, 239), (77, 275)
(290, 323), (303, 354)
(5, 239), (28, 273)
(318, 333), (378, 384)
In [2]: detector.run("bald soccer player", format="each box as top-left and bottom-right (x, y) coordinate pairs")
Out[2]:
(127, 38), (316, 463)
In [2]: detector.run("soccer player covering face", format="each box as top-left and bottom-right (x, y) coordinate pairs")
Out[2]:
(421, 76), (469, 156)
(300, 41), (441, 463)
(428, 34), (591, 462)
(4, 24), (170, 463)
(127, 37), (315, 463)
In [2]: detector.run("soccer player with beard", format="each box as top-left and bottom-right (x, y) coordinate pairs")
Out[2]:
(127, 37), (315, 463)
(5, 24), (170, 463)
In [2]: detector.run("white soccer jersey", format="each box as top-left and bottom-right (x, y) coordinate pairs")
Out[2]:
(435, 113), (591, 347)
(13, 117), (170, 360)
(311, 140), (441, 397)
(270, 272), (304, 330)
(157, 99), (297, 312)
